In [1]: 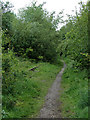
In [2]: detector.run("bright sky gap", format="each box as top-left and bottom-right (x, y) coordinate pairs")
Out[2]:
(3, 0), (87, 28)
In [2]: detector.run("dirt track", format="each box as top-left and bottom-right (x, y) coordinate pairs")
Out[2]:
(39, 62), (66, 118)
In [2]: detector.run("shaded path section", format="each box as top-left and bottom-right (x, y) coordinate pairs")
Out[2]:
(39, 62), (66, 118)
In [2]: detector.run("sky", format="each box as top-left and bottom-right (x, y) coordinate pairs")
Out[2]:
(3, 0), (87, 28)
(3, 0), (87, 14)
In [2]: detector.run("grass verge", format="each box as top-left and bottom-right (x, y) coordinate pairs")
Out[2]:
(2, 55), (63, 118)
(60, 59), (88, 118)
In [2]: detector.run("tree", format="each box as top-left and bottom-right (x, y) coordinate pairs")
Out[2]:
(11, 2), (61, 62)
(1, 1), (16, 36)
(58, 2), (88, 68)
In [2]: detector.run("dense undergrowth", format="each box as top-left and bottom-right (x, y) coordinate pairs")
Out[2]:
(1, 0), (89, 118)
(59, 1), (89, 118)
(60, 58), (88, 118)
(1, 1), (63, 117)
(2, 50), (63, 118)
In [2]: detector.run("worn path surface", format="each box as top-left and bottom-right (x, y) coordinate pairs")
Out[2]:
(39, 62), (66, 118)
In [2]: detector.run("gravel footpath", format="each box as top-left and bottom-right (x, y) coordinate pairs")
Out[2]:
(39, 62), (66, 118)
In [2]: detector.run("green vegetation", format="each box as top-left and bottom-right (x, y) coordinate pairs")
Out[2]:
(58, 1), (89, 118)
(1, 0), (89, 118)
(60, 59), (88, 118)
(2, 1), (62, 63)
(2, 50), (63, 118)
(1, 1), (63, 118)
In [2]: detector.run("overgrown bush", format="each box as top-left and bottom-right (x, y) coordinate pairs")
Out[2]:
(2, 50), (18, 93)
(58, 2), (89, 69)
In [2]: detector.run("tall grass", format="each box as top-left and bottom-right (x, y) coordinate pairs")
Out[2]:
(2, 52), (63, 118)
(60, 59), (88, 118)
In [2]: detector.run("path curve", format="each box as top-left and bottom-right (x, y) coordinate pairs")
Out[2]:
(39, 61), (66, 118)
